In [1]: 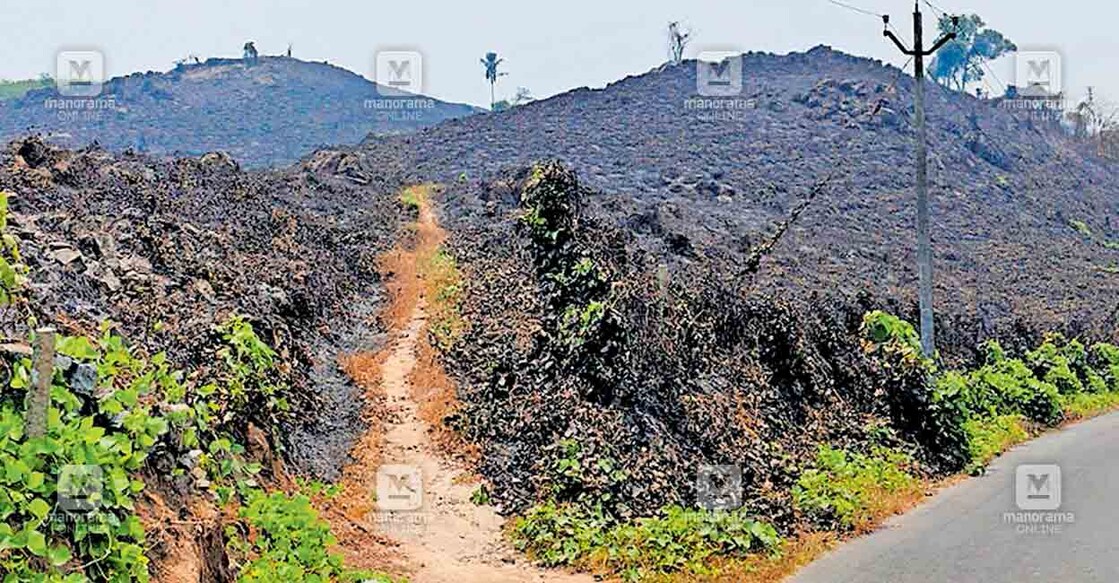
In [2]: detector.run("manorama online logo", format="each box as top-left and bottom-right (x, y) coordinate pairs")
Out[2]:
(687, 50), (755, 122)
(1014, 50), (1062, 95)
(376, 464), (423, 511)
(696, 464), (742, 511)
(56, 50), (105, 97)
(375, 50), (423, 96)
(1003, 463), (1074, 535)
(696, 50), (742, 97)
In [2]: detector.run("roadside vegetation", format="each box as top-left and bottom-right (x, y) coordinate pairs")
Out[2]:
(792, 445), (923, 533)
(511, 503), (780, 581)
(524, 311), (1119, 581)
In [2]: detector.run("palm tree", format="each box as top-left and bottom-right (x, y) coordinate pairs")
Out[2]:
(480, 52), (507, 111)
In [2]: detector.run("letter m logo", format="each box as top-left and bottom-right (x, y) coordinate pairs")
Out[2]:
(56, 50), (104, 97)
(1016, 464), (1061, 510)
(1016, 51), (1062, 94)
(1027, 473), (1051, 498)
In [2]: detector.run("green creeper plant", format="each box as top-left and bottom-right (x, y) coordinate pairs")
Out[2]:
(0, 191), (27, 306)
(793, 445), (920, 530)
(1, 329), (172, 581)
(510, 502), (779, 581)
(227, 489), (395, 582)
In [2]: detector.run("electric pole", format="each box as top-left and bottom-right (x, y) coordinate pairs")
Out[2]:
(883, 4), (957, 359)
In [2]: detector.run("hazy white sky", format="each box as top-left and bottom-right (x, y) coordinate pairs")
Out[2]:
(2, 0), (1114, 107)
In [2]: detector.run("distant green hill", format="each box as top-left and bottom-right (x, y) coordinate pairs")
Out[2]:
(0, 78), (50, 100)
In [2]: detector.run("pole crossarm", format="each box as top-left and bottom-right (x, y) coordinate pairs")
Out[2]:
(882, 14), (958, 56)
(883, 30), (916, 55)
(923, 32), (957, 56)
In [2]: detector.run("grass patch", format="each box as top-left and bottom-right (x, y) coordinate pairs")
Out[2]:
(792, 445), (923, 532)
(963, 414), (1029, 473)
(419, 248), (464, 349)
(398, 185), (428, 211)
(509, 503), (780, 582)
(1061, 391), (1119, 420)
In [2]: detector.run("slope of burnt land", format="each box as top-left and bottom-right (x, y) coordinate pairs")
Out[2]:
(433, 164), (956, 529)
(0, 137), (410, 479)
(365, 46), (1119, 347)
(0, 56), (479, 169)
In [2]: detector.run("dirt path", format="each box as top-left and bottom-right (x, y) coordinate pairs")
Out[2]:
(351, 186), (593, 583)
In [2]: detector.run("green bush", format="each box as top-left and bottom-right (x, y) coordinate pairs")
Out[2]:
(208, 315), (290, 433)
(510, 502), (779, 581)
(792, 445), (921, 530)
(931, 334), (1119, 471)
(970, 359), (1064, 425)
(228, 489), (394, 582)
(0, 317), (353, 581)
(173, 315), (290, 500)
(862, 310), (929, 368)
(1026, 335), (1086, 395)
(520, 163), (580, 246)
(862, 311), (971, 472)
(1090, 343), (1119, 391)
(864, 312), (1119, 475)
(925, 339), (1062, 426)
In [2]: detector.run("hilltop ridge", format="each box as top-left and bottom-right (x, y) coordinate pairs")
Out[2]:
(0, 55), (479, 168)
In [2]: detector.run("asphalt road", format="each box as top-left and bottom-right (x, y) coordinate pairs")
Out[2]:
(792, 411), (1119, 583)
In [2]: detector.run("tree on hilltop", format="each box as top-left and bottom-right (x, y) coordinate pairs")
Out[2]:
(667, 21), (692, 65)
(929, 14), (1015, 92)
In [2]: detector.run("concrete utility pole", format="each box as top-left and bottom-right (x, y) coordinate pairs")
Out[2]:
(883, 4), (957, 359)
(28, 328), (56, 439)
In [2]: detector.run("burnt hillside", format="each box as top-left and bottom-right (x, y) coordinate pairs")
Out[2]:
(0, 56), (479, 168)
(364, 46), (1119, 345)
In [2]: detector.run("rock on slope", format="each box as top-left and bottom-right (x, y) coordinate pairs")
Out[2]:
(0, 56), (479, 169)
(365, 45), (1119, 346)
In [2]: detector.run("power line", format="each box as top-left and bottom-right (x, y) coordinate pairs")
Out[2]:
(979, 60), (1007, 95)
(886, 21), (908, 44)
(922, 0), (948, 19)
(826, 0), (883, 19)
